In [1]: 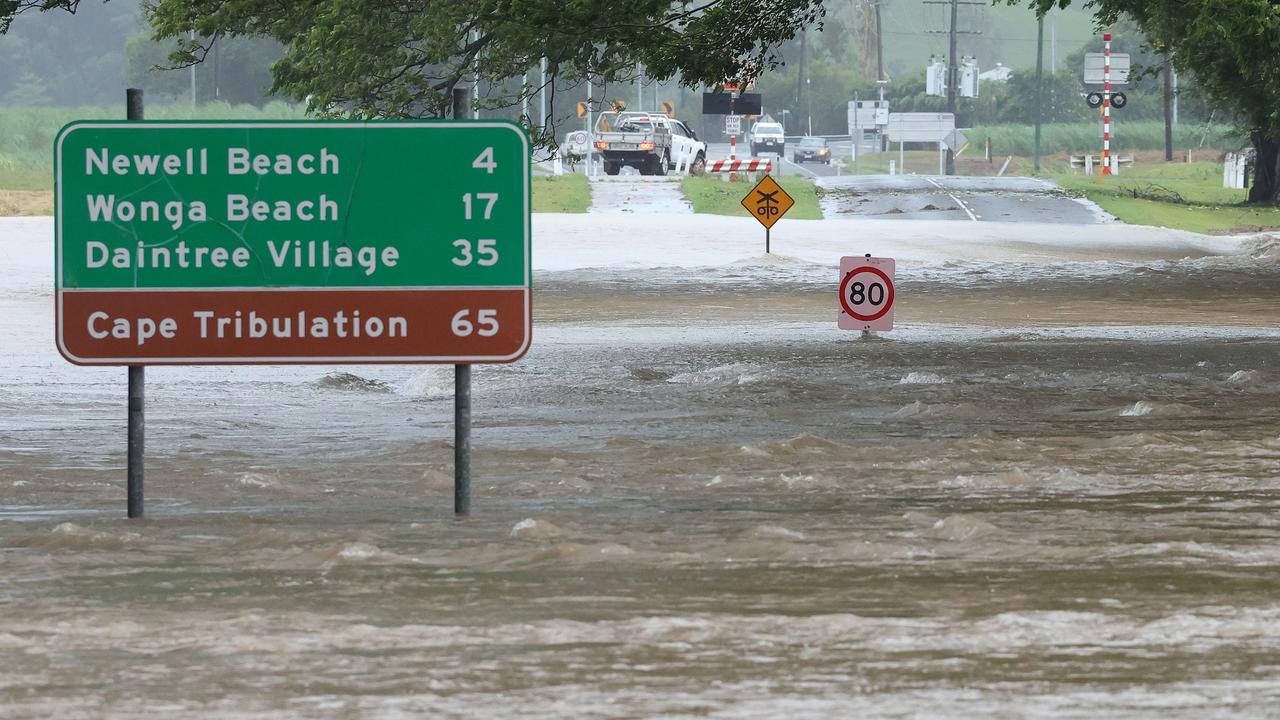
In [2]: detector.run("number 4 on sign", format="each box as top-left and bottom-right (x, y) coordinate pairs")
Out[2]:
(472, 147), (497, 173)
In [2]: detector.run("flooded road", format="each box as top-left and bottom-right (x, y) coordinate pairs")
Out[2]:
(3, 215), (1280, 717)
(819, 175), (1110, 224)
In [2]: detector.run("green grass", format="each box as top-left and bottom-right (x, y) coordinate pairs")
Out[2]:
(532, 174), (590, 213)
(1085, 196), (1280, 234)
(967, 122), (1242, 157)
(681, 175), (822, 220)
(1047, 162), (1280, 233)
(1047, 162), (1247, 205)
(0, 165), (49, 191)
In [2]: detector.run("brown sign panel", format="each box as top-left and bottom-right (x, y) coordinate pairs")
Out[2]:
(59, 289), (529, 364)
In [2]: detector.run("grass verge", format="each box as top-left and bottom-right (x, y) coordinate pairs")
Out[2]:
(681, 174), (822, 220)
(532, 174), (590, 213)
(0, 190), (53, 216)
(1086, 196), (1280, 234)
(1047, 161), (1280, 234)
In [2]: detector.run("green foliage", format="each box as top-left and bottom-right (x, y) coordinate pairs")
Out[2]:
(967, 121), (1242, 157)
(1008, 0), (1280, 200)
(0, 1), (134, 106)
(140, 0), (825, 144)
(125, 31), (284, 106)
(2, 71), (53, 105)
(0, 102), (306, 178)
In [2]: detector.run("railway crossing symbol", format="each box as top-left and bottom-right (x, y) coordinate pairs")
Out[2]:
(742, 175), (793, 230)
(838, 255), (895, 332)
(741, 175), (793, 254)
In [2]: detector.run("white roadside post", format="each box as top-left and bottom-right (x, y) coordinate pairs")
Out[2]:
(586, 79), (593, 177)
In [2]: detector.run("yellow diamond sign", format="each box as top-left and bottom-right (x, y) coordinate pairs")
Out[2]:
(741, 175), (794, 230)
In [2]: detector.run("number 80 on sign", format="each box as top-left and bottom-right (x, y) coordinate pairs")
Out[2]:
(838, 256), (895, 332)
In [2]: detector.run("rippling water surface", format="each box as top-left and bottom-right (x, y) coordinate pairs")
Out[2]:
(3, 219), (1280, 717)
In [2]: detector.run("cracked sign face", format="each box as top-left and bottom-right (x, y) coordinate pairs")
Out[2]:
(54, 121), (531, 364)
(741, 175), (793, 230)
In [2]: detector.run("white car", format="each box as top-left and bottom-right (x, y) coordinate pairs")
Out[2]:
(651, 116), (707, 173)
(593, 112), (707, 175)
(750, 122), (785, 157)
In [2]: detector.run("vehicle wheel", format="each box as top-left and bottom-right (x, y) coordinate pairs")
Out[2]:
(652, 153), (668, 176)
(604, 162), (620, 176)
(751, 145), (759, 156)
(690, 153), (706, 176)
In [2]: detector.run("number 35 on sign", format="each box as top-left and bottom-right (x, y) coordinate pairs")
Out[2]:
(838, 255), (894, 332)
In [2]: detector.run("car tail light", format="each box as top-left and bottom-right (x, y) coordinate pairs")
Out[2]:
(594, 141), (608, 150)
(639, 141), (655, 151)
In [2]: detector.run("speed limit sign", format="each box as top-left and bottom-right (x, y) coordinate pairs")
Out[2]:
(838, 255), (895, 331)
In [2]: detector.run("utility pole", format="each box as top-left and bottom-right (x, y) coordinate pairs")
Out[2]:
(798, 28), (807, 124)
(539, 57), (547, 133)
(1050, 7), (1058, 73)
(875, 1), (885, 83)
(1163, 56), (1174, 161)
(1034, 13), (1044, 172)
(946, 0), (958, 175)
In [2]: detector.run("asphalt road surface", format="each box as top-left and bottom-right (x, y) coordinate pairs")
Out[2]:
(817, 174), (1108, 224)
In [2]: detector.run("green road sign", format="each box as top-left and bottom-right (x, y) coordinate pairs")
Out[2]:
(55, 121), (531, 364)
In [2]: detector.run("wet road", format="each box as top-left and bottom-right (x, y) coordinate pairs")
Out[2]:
(819, 175), (1108, 224)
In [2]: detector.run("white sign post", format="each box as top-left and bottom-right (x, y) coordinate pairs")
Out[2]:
(838, 255), (895, 332)
(724, 115), (742, 135)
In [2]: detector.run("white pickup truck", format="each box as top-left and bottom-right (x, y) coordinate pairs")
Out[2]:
(592, 111), (706, 175)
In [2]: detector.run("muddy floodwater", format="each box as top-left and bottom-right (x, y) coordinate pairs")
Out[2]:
(3, 215), (1280, 717)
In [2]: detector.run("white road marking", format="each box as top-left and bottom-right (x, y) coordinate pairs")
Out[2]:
(926, 178), (980, 222)
(781, 156), (821, 179)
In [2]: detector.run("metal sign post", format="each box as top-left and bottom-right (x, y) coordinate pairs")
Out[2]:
(126, 89), (145, 518)
(451, 88), (472, 516)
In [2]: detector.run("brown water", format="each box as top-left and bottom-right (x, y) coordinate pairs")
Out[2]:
(4, 240), (1280, 717)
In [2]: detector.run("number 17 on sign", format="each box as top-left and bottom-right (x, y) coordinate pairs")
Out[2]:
(838, 255), (895, 332)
